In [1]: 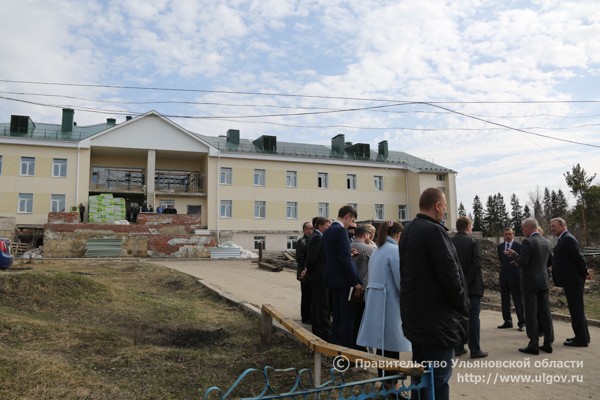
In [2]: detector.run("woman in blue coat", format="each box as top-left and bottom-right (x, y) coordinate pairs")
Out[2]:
(357, 220), (411, 379)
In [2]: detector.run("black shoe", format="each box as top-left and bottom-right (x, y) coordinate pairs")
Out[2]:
(564, 340), (588, 347)
(519, 346), (539, 355)
(471, 351), (488, 359)
(498, 322), (513, 329)
(565, 337), (576, 342)
(518, 324), (525, 331)
(455, 348), (467, 356)
(540, 344), (553, 353)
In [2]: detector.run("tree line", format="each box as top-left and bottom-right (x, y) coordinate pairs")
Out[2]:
(458, 164), (598, 246)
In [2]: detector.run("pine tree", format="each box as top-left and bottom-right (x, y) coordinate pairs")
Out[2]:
(510, 193), (524, 236)
(565, 164), (596, 246)
(458, 202), (467, 217)
(472, 195), (484, 232)
(554, 189), (569, 218)
(523, 204), (531, 219)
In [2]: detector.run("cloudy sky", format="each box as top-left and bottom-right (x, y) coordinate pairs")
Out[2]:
(1, 0), (599, 214)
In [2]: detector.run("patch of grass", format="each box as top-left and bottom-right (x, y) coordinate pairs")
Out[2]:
(0, 260), (332, 399)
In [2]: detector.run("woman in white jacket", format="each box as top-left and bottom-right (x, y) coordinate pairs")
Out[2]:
(357, 220), (411, 380)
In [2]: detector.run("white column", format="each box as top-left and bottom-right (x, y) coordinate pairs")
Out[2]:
(147, 150), (156, 207)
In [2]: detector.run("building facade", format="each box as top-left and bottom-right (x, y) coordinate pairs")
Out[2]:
(0, 109), (457, 252)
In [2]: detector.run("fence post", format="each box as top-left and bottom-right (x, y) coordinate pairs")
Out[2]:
(313, 352), (322, 387)
(261, 306), (272, 345)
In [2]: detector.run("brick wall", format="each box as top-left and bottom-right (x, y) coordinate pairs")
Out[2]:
(43, 212), (215, 258)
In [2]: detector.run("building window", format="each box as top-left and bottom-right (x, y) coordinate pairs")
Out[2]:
(52, 158), (67, 177)
(348, 203), (357, 213)
(220, 167), (232, 185)
(286, 236), (296, 250)
(286, 171), (297, 187)
(438, 186), (446, 193)
(254, 236), (266, 250)
(20, 157), (35, 176)
(374, 175), (383, 191)
(317, 172), (328, 188)
(254, 169), (266, 186)
(220, 200), (232, 218)
(318, 202), (329, 218)
(18, 193), (33, 213)
(436, 174), (445, 181)
(347, 174), (357, 190)
(375, 204), (384, 220)
(287, 202), (298, 219)
(255, 201), (266, 219)
(398, 205), (408, 221)
(51, 194), (66, 212)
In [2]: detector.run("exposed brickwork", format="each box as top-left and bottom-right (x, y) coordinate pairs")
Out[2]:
(44, 212), (214, 258)
(48, 212), (80, 224)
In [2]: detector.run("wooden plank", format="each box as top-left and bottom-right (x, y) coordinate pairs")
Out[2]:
(261, 303), (424, 377)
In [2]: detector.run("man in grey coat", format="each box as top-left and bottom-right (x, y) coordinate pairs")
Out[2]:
(507, 217), (554, 355)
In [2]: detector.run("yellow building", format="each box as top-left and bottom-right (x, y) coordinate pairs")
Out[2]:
(0, 109), (457, 251)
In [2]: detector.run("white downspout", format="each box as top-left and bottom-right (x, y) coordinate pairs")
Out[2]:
(76, 141), (81, 206)
(216, 151), (221, 246)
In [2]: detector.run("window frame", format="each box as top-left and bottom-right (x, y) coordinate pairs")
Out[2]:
(318, 202), (329, 218)
(347, 174), (357, 190)
(51, 194), (66, 212)
(20, 157), (35, 176)
(52, 158), (67, 178)
(220, 200), (232, 218)
(286, 170), (297, 188)
(254, 169), (266, 186)
(375, 204), (384, 220)
(286, 201), (298, 219)
(18, 193), (34, 213)
(220, 167), (232, 185)
(398, 205), (408, 221)
(374, 175), (383, 191)
(317, 172), (328, 188)
(254, 200), (266, 219)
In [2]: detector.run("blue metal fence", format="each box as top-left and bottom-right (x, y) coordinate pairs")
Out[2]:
(203, 365), (434, 399)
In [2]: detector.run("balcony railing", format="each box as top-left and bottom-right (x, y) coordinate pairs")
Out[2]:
(90, 167), (205, 193)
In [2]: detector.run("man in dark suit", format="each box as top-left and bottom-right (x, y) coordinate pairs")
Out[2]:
(452, 216), (487, 358)
(295, 221), (314, 324)
(304, 217), (332, 341)
(323, 205), (363, 348)
(550, 217), (590, 347)
(507, 218), (554, 355)
(497, 227), (526, 331)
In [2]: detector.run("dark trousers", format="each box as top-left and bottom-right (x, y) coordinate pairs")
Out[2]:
(330, 287), (357, 348)
(500, 278), (526, 325)
(563, 283), (590, 343)
(524, 288), (554, 347)
(310, 281), (330, 341)
(300, 281), (312, 323)
(353, 300), (366, 350)
(412, 344), (454, 400)
(456, 295), (482, 355)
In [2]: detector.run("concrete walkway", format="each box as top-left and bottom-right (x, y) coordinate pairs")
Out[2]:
(154, 259), (599, 400)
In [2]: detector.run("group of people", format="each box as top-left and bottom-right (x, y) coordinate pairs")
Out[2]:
(501, 217), (591, 355)
(294, 187), (591, 400)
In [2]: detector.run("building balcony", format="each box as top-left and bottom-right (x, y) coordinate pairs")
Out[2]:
(90, 167), (205, 194)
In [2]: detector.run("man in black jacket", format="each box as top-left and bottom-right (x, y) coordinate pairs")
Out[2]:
(400, 188), (469, 400)
(304, 217), (332, 341)
(451, 216), (487, 359)
(295, 221), (314, 324)
(550, 217), (590, 347)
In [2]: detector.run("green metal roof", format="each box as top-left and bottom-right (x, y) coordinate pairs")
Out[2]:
(0, 121), (112, 141)
(1, 112), (453, 172)
(197, 134), (453, 172)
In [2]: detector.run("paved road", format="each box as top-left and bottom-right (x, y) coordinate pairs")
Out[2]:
(154, 259), (599, 400)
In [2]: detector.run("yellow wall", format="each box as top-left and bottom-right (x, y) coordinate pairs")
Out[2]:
(0, 143), (82, 225)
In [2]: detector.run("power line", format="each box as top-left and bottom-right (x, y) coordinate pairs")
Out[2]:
(2, 78), (600, 104)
